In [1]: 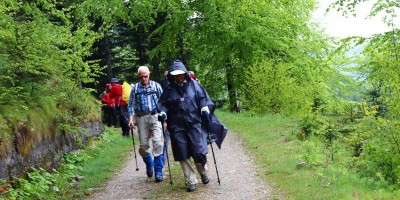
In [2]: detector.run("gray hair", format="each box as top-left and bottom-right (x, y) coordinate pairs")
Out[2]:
(138, 66), (150, 74)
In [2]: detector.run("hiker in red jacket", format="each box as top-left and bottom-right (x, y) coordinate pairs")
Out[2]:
(101, 84), (118, 127)
(109, 78), (130, 136)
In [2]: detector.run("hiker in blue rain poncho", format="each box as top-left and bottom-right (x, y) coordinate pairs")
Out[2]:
(157, 60), (227, 192)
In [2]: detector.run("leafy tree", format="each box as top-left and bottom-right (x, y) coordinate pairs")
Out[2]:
(156, 0), (328, 113)
(0, 0), (104, 130)
(242, 59), (305, 114)
(311, 0), (400, 189)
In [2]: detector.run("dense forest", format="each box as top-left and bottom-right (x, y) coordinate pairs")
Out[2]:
(1, 0), (400, 196)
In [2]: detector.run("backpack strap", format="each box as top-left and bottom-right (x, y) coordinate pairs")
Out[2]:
(134, 81), (160, 113)
(134, 82), (139, 97)
(152, 80), (160, 98)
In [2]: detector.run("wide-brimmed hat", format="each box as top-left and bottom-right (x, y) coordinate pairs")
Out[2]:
(110, 78), (118, 83)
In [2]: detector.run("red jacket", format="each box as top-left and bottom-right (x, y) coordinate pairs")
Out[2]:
(101, 93), (115, 107)
(109, 83), (127, 106)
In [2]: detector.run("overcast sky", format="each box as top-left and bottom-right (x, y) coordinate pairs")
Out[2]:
(313, 0), (400, 38)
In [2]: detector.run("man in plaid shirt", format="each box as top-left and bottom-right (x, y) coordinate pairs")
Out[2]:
(128, 66), (164, 182)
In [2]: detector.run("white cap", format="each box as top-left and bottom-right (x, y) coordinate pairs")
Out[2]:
(170, 69), (185, 75)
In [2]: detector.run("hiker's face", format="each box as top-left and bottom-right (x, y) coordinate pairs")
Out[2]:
(138, 70), (150, 86)
(173, 74), (185, 83)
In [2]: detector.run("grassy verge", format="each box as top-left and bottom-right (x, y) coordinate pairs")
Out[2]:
(68, 128), (133, 199)
(0, 128), (133, 200)
(217, 110), (397, 199)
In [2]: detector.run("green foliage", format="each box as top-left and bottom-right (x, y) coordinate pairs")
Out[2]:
(0, 116), (11, 143)
(352, 117), (400, 189)
(75, 130), (132, 193)
(1, 128), (130, 199)
(324, 1), (400, 189)
(138, 0), (330, 111)
(297, 108), (400, 191)
(4, 149), (89, 200)
(298, 112), (327, 140)
(298, 139), (325, 167)
(54, 83), (101, 129)
(0, 0), (104, 150)
(218, 110), (399, 199)
(242, 59), (309, 115)
(10, 168), (56, 199)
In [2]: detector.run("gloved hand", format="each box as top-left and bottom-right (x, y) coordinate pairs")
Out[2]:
(201, 106), (211, 123)
(201, 106), (210, 113)
(158, 112), (167, 122)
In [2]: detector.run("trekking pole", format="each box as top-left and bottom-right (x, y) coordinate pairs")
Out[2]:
(161, 121), (173, 185)
(131, 128), (139, 171)
(150, 93), (172, 185)
(208, 132), (221, 185)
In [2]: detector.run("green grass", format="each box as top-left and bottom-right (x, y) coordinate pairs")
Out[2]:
(9, 110), (397, 199)
(65, 128), (133, 199)
(0, 127), (133, 200)
(216, 110), (399, 199)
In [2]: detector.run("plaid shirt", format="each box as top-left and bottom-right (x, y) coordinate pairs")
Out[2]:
(128, 80), (163, 116)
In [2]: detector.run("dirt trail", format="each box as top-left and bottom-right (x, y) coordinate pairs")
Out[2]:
(85, 131), (280, 200)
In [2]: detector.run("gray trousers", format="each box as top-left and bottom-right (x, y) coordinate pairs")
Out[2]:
(179, 159), (208, 185)
(136, 114), (163, 157)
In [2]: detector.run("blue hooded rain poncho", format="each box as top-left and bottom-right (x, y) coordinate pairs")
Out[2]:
(157, 60), (227, 166)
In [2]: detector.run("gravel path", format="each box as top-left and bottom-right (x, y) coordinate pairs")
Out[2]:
(85, 131), (279, 200)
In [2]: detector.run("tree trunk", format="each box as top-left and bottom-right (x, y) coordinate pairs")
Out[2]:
(104, 33), (113, 81)
(151, 57), (161, 81)
(134, 26), (147, 66)
(226, 61), (240, 113)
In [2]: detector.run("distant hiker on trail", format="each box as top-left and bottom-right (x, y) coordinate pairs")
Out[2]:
(128, 66), (165, 182)
(100, 84), (118, 127)
(160, 70), (170, 90)
(157, 60), (227, 192)
(109, 78), (130, 137)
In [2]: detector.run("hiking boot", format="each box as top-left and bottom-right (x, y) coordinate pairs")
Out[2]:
(155, 176), (163, 182)
(194, 162), (209, 184)
(187, 183), (196, 192)
(200, 173), (209, 184)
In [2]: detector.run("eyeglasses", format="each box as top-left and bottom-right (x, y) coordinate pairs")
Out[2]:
(139, 75), (149, 79)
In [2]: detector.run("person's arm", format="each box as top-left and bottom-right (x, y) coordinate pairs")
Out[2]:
(100, 93), (107, 104)
(101, 93), (111, 105)
(128, 84), (136, 128)
(194, 82), (214, 111)
(156, 82), (163, 98)
(156, 88), (170, 123)
(99, 90), (106, 99)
